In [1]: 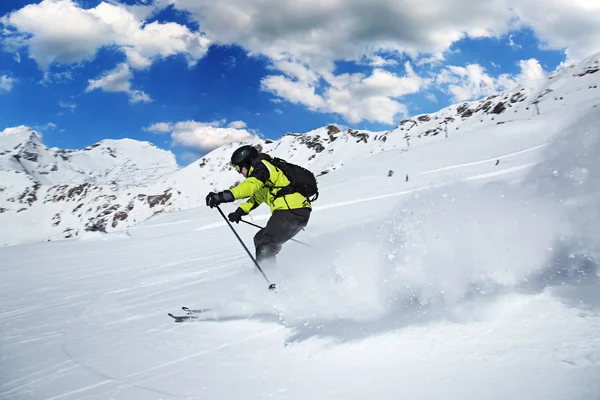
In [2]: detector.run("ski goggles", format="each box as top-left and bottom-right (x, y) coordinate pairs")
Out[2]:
(232, 163), (242, 172)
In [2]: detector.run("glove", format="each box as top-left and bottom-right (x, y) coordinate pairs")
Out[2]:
(228, 207), (247, 223)
(205, 190), (234, 208)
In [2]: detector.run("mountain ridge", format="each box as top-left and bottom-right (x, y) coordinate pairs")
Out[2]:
(1, 52), (599, 246)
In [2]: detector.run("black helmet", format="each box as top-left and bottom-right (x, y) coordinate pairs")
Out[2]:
(231, 145), (259, 169)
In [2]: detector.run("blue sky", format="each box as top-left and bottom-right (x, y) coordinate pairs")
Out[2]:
(1, 0), (598, 165)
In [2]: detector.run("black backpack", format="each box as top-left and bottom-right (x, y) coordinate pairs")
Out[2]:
(268, 156), (319, 202)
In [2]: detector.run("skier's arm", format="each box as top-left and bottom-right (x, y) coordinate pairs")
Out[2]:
(229, 161), (270, 199)
(239, 193), (263, 213)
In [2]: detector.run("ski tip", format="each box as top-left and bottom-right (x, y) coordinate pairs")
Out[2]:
(182, 306), (211, 314)
(168, 312), (200, 322)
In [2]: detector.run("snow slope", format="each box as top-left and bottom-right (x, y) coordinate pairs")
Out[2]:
(1, 68), (599, 399)
(1, 52), (599, 246)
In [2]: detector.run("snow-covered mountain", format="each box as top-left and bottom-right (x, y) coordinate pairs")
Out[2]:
(1, 52), (599, 246)
(0, 128), (179, 245)
(2, 56), (600, 400)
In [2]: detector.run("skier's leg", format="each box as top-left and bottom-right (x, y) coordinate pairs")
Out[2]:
(254, 209), (310, 267)
(254, 216), (283, 268)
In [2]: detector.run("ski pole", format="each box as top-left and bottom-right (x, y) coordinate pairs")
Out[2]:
(215, 205), (276, 291)
(239, 219), (314, 248)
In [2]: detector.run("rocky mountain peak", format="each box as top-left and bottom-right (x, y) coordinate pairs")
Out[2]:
(1, 52), (600, 246)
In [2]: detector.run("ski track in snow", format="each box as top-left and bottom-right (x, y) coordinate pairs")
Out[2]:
(52, 326), (284, 400)
(418, 143), (548, 175)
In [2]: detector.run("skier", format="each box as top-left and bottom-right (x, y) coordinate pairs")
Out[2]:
(205, 145), (313, 269)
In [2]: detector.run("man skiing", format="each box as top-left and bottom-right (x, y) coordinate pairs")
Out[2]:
(205, 145), (313, 269)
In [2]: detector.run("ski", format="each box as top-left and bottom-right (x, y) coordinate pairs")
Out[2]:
(168, 306), (211, 322)
(168, 313), (199, 322)
(182, 306), (211, 314)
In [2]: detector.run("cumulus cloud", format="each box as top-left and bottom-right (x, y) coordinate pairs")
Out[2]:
(122, 48), (152, 70)
(436, 58), (547, 102)
(365, 55), (399, 67)
(4, 0), (599, 124)
(436, 64), (512, 102)
(145, 121), (171, 133)
(165, 0), (522, 124)
(227, 120), (247, 129)
(0, 74), (16, 92)
(0, 0), (210, 70)
(506, 0), (600, 61)
(270, 60), (320, 85)
(86, 63), (151, 103)
(518, 58), (546, 81)
(262, 61), (424, 124)
(171, 0), (514, 69)
(145, 119), (257, 151)
(0, 125), (35, 136)
(166, 0), (600, 123)
(260, 75), (325, 109)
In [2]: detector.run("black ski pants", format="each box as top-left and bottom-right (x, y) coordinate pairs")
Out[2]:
(254, 208), (310, 264)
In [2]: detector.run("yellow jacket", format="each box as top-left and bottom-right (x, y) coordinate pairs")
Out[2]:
(229, 155), (312, 214)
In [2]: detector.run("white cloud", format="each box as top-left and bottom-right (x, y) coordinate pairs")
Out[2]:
(0, 0), (211, 105)
(506, 0), (600, 61)
(426, 93), (438, 103)
(436, 58), (547, 102)
(5, 0), (599, 125)
(442, 64), (512, 102)
(262, 61), (424, 124)
(123, 48), (152, 70)
(34, 122), (57, 131)
(508, 34), (521, 49)
(415, 53), (445, 67)
(166, 0), (521, 124)
(165, 0), (600, 123)
(518, 58), (546, 81)
(0, 125), (35, 136)
(261, 75), (325, 110)
(58, 100), (76, 111)
(227, 120), (247, 129)
(271, 60), (320, 84)
(128, 90), (152, 103)
(145, 120), (257, 151)
(0, 74), (16, 92)
(172, 0), (515, 70)
(364, 55), (398, 67)
(145, 122), (172, 133)
(1, 0), (211, 70)
(86, 63), (151, 103)
(40, 70), (74, 85)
